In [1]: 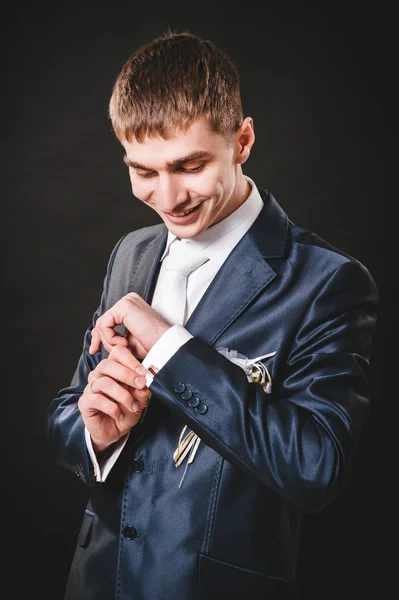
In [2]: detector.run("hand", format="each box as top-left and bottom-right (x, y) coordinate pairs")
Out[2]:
(89, 292), (171, 358)
(78, 345), (151, 453)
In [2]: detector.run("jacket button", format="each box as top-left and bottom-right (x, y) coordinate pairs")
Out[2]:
(122, 525), (137, 539)
(181, 389), (193, 400)
(195, 402), (208, 415)
(174, 382), (186, 393)
(188, 395), (200, 407)
(131, 459), (144, 473)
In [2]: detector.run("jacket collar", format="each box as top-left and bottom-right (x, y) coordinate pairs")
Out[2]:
(248, 188), (289, 258)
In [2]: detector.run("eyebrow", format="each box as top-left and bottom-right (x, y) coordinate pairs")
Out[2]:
(122, 150), (214, 171)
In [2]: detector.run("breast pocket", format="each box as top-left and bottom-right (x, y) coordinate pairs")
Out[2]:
(198, 554), (297, 600)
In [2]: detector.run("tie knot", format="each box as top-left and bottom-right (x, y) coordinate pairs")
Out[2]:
(151, 240), (209, 326)
(165, 243), (209, 277)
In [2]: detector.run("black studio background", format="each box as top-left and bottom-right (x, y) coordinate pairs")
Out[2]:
(1, 2), (397, 599)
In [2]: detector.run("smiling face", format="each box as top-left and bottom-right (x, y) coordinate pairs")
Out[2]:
(121, 117), (255, 238)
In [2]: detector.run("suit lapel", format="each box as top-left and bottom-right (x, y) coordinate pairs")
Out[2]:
(127, 227), (168, 300)
(185, 235), (276, 345)
(185, 189), (289, 345)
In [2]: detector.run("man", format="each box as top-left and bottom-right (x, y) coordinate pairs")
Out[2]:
(47, 30), (379, 600)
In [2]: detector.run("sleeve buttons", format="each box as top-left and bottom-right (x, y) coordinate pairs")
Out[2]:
(188, 396), (200, 407)
(180, 389), (193, 400)
(195, 402), (208, 415)
(174, 382), (186, 393)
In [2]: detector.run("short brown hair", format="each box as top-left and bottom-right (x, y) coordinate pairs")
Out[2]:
(109, 29), (244, 143)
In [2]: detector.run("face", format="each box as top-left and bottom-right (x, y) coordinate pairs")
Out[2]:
(121, 116), (254, 238)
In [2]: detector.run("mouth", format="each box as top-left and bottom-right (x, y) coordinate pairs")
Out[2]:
(164, 201), (203, 223)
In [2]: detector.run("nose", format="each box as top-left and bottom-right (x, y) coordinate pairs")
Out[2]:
(156, 173), (188, 212)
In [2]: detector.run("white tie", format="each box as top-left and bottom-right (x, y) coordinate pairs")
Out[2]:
(152, 241), (209, 326)
(152, 240), (209, 488)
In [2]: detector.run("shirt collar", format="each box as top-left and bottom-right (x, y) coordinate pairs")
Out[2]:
(160, 175), (262, 260)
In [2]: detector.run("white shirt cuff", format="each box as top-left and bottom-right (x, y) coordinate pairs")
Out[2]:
(142, 324), (193, 386)
(85, 427), (130, 482)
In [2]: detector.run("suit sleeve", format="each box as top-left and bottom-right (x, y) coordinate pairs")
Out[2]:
(46, 234), (128, 487)
(148, 259), (379, 512)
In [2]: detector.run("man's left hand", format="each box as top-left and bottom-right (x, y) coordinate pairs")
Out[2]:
(89, 293), (172, 358)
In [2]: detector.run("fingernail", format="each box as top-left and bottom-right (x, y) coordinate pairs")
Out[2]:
(135, 377), (145, 386)
(135, 366), (147, 376)
(119, 412), (125, 421)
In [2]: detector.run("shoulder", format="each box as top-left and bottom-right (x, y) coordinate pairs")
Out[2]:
(292, 221), (373, 273)
(117, 222), (166, 252)
(107, 223), (166, 266)
(287, 222), (379, 302)
(100, 222), (167, 310)
(291, 222), (356, 265)
(257, 187), (378, 295)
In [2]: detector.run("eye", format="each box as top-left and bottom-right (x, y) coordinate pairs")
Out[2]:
(135, 163), (205, 179)
(179, 163), (205, 173)
(136, 171), (156, 179)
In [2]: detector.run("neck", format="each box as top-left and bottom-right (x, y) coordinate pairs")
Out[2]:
(225, 169), (252, 218)
(236, 170), (252, 207)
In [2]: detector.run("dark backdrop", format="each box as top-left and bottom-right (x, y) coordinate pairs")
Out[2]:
(2, 2), (397, 599)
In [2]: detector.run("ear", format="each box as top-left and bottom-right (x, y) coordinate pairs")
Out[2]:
(234, 117), (255, 165)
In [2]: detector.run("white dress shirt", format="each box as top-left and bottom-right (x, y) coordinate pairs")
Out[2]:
(86, 175), (264, 481)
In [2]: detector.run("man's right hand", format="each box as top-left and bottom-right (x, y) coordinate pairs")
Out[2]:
(78, 345), (151, 455)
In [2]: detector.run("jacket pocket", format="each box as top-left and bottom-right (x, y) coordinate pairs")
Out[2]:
(198, 553), (297, 600)
(77, 509), (95, 548)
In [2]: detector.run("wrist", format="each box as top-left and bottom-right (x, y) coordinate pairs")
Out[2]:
(146, 322), (172, 351)
(91, 437), (112, 458)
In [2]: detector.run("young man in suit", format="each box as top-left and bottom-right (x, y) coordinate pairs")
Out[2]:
(47, 30), (379, 600)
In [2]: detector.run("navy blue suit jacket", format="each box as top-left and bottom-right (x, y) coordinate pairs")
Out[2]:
(47, 187), (379, 600)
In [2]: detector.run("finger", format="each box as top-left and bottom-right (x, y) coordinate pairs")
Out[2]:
(131, 386), (151, 403)
(132, 375), (147, 390)
(103, 332), (130, 353)
(130, 388), (151, 413)
(95, 326), (130, 355)
(89, 325), (129, 355)
(93, 308), (129, 352)
(108, 345), (149, 378)
(89, 327), (101, 355)
(90, 357), (146, 390)
(79, 389), (126, 423)
(89, 376), (135, 414)
(126, 334), (148, 360)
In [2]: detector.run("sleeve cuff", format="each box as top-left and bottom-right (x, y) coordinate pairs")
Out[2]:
(142, 324), (193, 386)
(85, 427), (130, 482)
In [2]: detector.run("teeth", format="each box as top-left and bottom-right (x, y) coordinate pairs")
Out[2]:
(171, 207), (195, 217)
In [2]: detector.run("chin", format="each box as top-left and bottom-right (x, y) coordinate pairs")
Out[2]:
(173, 223), (205, 238)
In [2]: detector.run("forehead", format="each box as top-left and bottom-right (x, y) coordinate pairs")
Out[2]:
(122, 117), (231, 167)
